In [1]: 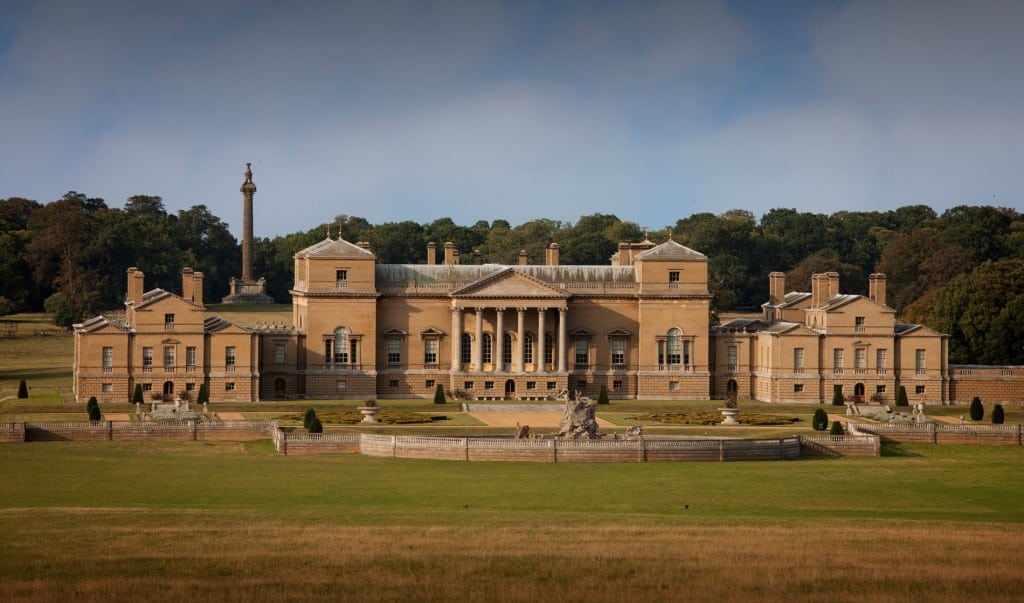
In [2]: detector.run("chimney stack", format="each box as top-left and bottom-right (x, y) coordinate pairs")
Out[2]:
(811, 273), (826, 307)
(827, 272), (840, 299)
(518, 249), (528, 265)
(426, 242), (437, 265)
(193, 271), (204, 307)
(444, 242), (457, 265)
(126, 267), (145, 305)
(769, 271), (786, 304)
(869, 273), (887, 306)
(473, 249), (482, 265)
(356, 241), (372, 252)
(182, 267), (194, 302)
(546, 243), (560, 266)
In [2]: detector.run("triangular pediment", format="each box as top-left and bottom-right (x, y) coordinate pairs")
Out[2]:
(451, 268), (568, 299)
(419, 327), (445, 337)
(204, 316), (255, 334)
(73, 315), (131, 334)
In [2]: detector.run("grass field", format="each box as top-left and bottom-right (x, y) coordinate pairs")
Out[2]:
(0, 441), (1023, 601)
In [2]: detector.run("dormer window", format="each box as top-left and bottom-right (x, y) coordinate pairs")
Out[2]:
(164, 314), (175, 330)
(336, 270), (348, 288)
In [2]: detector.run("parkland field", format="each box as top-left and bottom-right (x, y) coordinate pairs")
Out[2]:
(2, 313), (1023, 601)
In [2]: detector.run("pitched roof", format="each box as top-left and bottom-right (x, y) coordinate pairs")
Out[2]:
(295, 237), (374, 258)
(73, 315), (131, 333)
(132, 288), (203, 311)
(635, 239), (705, 259)
(450, 267), (568, 298)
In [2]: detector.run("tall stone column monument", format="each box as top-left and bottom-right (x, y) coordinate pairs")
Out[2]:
(222, 163), (273, 304)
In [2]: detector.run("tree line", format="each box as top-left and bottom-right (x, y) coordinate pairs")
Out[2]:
(2, 194), (1022, 364)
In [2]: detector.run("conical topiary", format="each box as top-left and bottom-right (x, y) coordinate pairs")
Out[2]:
(811, 408), (829, 431)
(434, 383), (446, 404)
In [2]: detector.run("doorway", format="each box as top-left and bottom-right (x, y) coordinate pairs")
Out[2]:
(504, 379), (516, 399)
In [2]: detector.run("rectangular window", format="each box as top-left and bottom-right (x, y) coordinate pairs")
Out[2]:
(668, 380), (678, 391)
(794, 384), (803, 393)
(389, 379), (399, 388)
(667, 339), (681, 365)
(336, 269), (348, 287)
(915, 349), (926, 374)
(163, 346), (175, 371)
(575, 339), (589, 367)
(461, 334), (472, 365)
(186, 346), (197, 372)
(876, 349), (887, 374)
(876, 385), (886, 394)
(547, 381), (556, 390)
(727, 345), (738, 369)
(854, 348), (866, 374)
(793, 348), (804, 373)
(336, 380), (346, 390)
(164, 313), (175, 330)
(482, 334), (492, 364)
(142, 347), (153, 372)
(424, 339), (438, 365)
(611, 339), (625, 366)
(464, 381), (474, 390)
(388, 339), (401, 365)
(502, 334), (512, 365)
(683, 341), (691, 368)
(102, 383), (112, 392)
(855, 316), (865, 333)
(668, 271), (680, 288)
(426, 379), (435, 389)
(526, 381), (536, 390)
(225, 346), (236, 372)
(544, 334), (553, 365)
(142, 383), (152, 392)
(613, 380), (623, 390)
(484, 381), (494, 390)
(225, 382), (235, 391)
(833, 348), (844, 374)
(915, 385), (925, 395)
(102, 347), (113, 372)
(185, 382), (196, 392)
(524, 335), (534, 364)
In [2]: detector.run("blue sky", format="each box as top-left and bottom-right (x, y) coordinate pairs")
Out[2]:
(1, 0), (1021, 239)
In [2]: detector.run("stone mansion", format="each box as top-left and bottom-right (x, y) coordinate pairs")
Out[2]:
(72, 235), (1024, 405)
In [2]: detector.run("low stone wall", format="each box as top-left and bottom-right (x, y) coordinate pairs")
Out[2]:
(275, 431), (802, 462)
(20, 420), (273, 442)
(0, 422), (26, 442)
(852, 422), (1022, 445)
(799, 434), (881, 457)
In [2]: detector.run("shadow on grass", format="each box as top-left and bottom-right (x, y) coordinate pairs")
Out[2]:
(880, 442), (922, 457)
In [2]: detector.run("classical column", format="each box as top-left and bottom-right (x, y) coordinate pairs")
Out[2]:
(495, 308), (505, 372)
(537, 308), (546, 372)
(451, 307), (462, 371)
(557, 307), (568, 373)
(240, 163), (256, 282)
(516, 308), (525, 372)
(473, 308), (484, 371)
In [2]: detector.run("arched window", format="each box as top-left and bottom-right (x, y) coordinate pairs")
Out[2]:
(334, 327), (349, 364)
(461, 333), (472, 365)
(667, 328), (682, 365)
(482, 333), (493, 364)
(524, 333), (534, 364)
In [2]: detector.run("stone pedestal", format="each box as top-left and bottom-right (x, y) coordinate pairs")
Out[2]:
(718, 408), (740, 425)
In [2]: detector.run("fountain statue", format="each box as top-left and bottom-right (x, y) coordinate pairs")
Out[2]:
(556, 388), (601, 439)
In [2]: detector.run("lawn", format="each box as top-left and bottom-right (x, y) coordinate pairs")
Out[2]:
(0, 441), (1022, 601)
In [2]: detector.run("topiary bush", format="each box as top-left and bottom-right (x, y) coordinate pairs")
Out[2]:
(434, 383), (446, 404)
(86, 396), (101, 421)
(829, 421), (845, 436)
(831, 387), (844, 406)
(308, 416), (323, 433)
(991, 404), (1005, 425)
(969, 396), (984, 421)
(896, 386), (909, 407)
(303, 408), (316, 430)
(597, 385), (609, 405)
(196, 384), (210, 405)
(132, 384), (144, 405)
(811, 408), (829, 431)
(17, 379), (28, 399)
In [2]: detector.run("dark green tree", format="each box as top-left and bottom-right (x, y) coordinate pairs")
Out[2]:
(969, 397), (984, 421)
(132, 384), (144, 405)
(303, 408), (317, 430)
(433, 384), (446, 404)
(308, 416), (323, 434)
(86, 396), (101, 421)
(831, 387), (844, 406)
(896, 386), (909, 407)
(17, 379), (28, 398)
(597, 384), (609, 405)
(196, 383), (209, 405)
(991, 404), (1005, 425)
(811, 408), (829, 431)
(829, 421), (845, 436)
